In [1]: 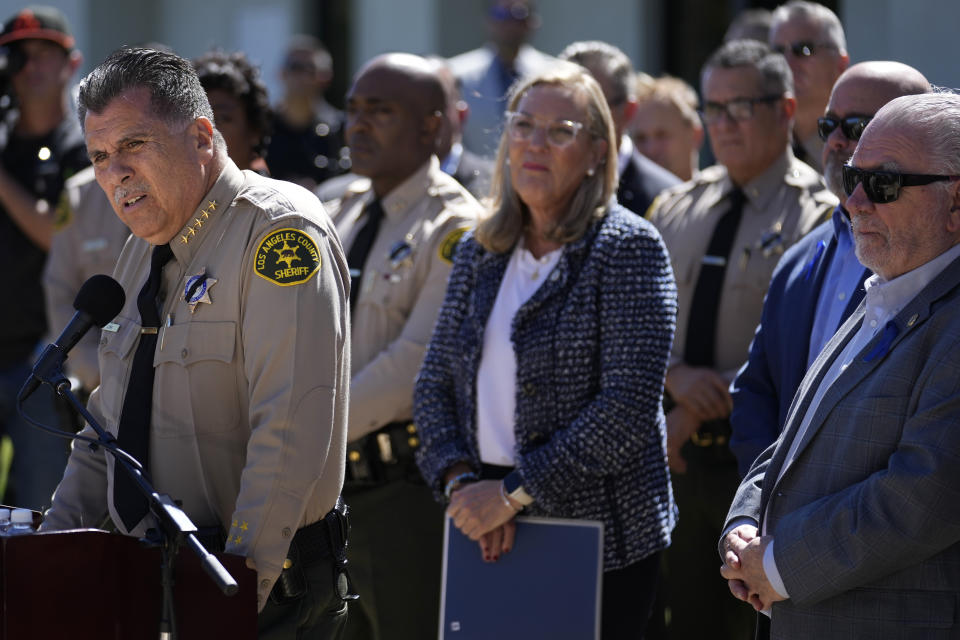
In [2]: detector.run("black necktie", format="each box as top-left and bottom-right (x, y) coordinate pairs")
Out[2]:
(684, 188), (746, 367)
(346, 199), (385, 311)
(114, 243), (173, 530)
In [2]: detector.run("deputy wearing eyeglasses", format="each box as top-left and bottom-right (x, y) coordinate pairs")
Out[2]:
(769, 1), (849, 172)
(330, 53), (482, 640)
(646, 39), (835, 639)
(721, 90), (960, 640)
(730, 62), (930, 485)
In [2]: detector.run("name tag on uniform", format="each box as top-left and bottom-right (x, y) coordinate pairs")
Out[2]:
(103, 322), (120, 333)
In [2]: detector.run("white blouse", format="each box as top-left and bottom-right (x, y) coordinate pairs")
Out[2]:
(476, 238), (563, 465)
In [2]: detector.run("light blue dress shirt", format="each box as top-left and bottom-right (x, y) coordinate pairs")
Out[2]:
(806, 206), (868, 367)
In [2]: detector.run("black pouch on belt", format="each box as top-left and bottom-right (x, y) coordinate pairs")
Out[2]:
(269, 533), (307, 605)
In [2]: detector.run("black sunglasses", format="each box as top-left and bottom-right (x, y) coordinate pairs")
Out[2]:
(842, 164), (960, 204)
(817, 116), (871, 142)
(772, 41), (837, 58)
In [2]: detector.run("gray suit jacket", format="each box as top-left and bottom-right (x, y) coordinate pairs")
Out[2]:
(726, 254), (960, 639)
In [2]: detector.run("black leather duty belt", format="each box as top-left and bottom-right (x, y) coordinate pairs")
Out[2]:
(345, 421), (422, 486)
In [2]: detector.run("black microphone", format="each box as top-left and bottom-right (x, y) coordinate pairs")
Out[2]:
(19, 274), (126, 401)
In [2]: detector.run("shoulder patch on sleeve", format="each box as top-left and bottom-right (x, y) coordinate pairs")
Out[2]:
(438, 226), (470, 264)
(54, 190), (72, 231)
(254, 228), (322, 286)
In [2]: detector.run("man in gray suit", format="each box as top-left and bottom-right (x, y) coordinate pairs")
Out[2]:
(720, 91), (960, 639)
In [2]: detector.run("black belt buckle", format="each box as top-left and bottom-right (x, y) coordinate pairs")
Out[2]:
(690, 418), (731, 448)
(385, 421), (419, 461)
(346, 424), (421, 487)
(683, 418), (737, 467)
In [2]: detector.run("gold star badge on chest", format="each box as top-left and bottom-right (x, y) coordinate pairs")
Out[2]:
(183, 272), (218, 313)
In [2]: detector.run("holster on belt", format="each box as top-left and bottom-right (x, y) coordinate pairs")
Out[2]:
(270, 497), (358, 605)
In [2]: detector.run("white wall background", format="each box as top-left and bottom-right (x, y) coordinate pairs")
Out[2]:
(841, 0), (959, 90)
(0, 1), (955, 113)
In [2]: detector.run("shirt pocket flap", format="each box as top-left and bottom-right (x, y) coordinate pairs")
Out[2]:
(100, 318), (141, 361)
(155, 321), (236, 366)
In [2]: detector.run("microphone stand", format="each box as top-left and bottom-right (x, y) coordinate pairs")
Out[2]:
(18, 368), (238, 640)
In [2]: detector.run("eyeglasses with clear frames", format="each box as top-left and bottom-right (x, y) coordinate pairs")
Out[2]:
(505, 111), (585, 148)
(699, 95), (782, 124)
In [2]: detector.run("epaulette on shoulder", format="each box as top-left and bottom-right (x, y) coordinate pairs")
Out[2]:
(342, 176), (373, 198)
(695, 164), (726, 184)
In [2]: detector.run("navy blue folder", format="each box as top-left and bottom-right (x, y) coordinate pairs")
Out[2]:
(439, 515), (603, 639)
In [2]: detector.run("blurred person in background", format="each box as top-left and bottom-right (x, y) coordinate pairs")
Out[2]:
(449, 0), (554, 157)
(769, 1), (849, 172)
(267, 34), (348, 190)
(631, 75), (704, 183)
(647, 39), (835, 639)
(42, 166), (128, 399)
(415, 60), (677, 640)
(0, 5), (89, 510)
(724, 8), (773, 43)
(430, 56), (494, 201)
(194, 50), (272, 174)
(316, 57), (495, 205)
(559, 40), (680, 214)
(729, 61), (930, 478)
(331, 52), (482, 640)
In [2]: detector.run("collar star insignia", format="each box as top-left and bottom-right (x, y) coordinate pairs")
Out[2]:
(179, 200), (218, 245)
(184, 272), (218, 313)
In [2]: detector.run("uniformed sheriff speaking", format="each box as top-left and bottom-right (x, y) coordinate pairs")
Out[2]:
(646, 40), (836, 640)
(39, 48), (352, 637)
(326, 53), (481, 640)
(43, 165), (130, 392)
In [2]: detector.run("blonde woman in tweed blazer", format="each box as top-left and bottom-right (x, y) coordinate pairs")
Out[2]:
(414, 61), (678, 638)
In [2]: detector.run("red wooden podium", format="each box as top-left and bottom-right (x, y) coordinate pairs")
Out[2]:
(0, 529), (257, 639)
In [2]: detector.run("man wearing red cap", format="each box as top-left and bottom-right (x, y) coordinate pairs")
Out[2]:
(0, 6), (89, 511)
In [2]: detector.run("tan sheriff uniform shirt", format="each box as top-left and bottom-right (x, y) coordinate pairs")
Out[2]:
(328, 156), (481, 441)
(43, 165), (131, 390)
(42, 160), (350, 610)
(648, 150), (836, 379)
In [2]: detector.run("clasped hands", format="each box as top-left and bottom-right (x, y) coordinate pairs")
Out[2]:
(720, 524), (786, 612)
(447, 479), (519, 563)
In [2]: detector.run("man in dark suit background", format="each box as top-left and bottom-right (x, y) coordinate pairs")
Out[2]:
(431, 57), (494, 201)
(721, 90), (960, 639)
(559, 41), (680, 216)
(729, 61), (930, 476)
